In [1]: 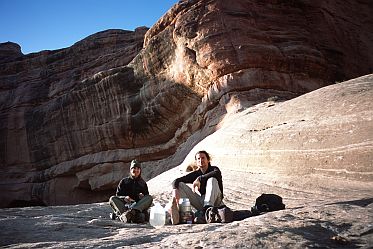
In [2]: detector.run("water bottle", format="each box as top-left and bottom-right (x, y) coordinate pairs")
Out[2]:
(149, 202), (165, 227)
(179, 198), (194, 224)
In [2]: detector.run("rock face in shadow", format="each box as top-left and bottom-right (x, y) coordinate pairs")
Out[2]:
(0, 28), (149, 207)
(0, 0), (372, 207)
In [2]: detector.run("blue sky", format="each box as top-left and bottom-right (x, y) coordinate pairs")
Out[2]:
(0, 0), (178, 54)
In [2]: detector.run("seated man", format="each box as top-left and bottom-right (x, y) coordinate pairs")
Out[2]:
(109, 159), (153, 223)
(170, 150), (224, 224)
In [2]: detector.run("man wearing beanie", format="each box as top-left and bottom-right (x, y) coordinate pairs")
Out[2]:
(109, 159), (153, 223)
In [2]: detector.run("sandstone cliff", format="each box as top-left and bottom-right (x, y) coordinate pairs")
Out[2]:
(0, 0), (372, 207)
(0, 28), (148, 206)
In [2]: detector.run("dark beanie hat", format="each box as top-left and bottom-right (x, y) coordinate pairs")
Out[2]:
(130, 159), (141, 170)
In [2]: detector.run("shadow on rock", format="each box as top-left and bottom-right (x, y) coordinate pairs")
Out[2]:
(327, 198), (373, 208)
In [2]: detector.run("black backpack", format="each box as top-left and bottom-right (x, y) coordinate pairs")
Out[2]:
(251, 193), (285, 215)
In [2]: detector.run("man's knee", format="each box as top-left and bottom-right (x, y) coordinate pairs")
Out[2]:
(206, 177), (221, 194)
(174, 182), (189, 193)
(142, 195), (153, 204)
(109, 195), (118, 204)
(207, 177), (219, 186)
(178, 182), (188, 188)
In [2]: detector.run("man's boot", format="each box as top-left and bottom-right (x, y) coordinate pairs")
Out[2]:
(119, 209), (137, 223)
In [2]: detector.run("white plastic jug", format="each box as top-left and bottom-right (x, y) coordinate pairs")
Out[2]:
(149, 202), (165, 227)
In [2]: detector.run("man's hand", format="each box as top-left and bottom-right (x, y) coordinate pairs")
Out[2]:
(192, 178), (201, 193)
(124, 196), (135, 203)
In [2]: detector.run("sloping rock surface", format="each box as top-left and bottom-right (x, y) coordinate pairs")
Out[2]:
(0, 0), (372, 207)
(177, 75), (373, 183)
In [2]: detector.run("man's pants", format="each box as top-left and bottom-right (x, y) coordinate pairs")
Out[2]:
(109, 195), (153, 215)
(177, 177), (223, 211)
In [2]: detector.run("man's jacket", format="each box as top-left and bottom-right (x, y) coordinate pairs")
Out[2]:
(116, 176), (149, 202)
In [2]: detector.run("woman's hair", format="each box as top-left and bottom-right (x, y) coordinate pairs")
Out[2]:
(195, 150), (211, 161)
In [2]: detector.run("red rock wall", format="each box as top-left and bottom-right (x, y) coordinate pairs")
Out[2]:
(0, 29), (149, 207)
